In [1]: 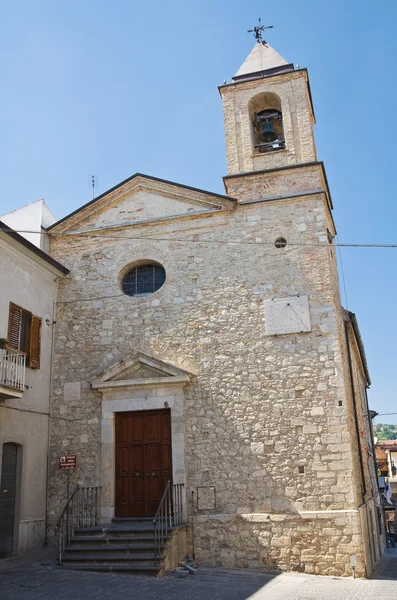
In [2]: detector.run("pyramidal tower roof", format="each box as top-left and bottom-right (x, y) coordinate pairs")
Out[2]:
(233, 42), (293, 82)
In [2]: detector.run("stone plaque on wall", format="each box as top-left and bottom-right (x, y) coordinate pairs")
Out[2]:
(63, 382), (81, 402)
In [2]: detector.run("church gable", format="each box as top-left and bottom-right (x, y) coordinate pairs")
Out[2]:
(79, 189), (223, 232)
(49, 174), (236, 234)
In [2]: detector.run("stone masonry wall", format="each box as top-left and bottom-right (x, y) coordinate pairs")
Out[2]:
(220, 71), (317, 175)
(223, 164), (330, 206)
(47, 184), (367, 575)
(194, 511), (365, 577)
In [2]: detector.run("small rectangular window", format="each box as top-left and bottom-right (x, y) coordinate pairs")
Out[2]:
(8, 303), (41, 369)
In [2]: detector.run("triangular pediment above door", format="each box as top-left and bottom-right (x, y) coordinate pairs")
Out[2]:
(91, 351), (194, 391)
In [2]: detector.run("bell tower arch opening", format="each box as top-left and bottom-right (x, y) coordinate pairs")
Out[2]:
(249, 92), (285, 154)
(219, 41), (317, 174)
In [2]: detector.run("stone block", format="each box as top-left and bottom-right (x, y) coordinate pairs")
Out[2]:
(250, 442), (264, 455)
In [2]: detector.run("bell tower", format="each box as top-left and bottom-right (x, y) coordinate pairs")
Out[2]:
(219, 41), (317, 177)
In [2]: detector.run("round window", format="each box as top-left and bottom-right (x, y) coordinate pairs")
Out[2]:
(121, 263), (166, 297)
(275, 237), (287, 249)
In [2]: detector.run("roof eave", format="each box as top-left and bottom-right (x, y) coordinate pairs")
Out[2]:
(343, 309), (371, 386)
(0, 220), (69, 275)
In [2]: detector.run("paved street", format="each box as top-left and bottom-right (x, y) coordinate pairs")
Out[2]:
(0, 547), (397, 600)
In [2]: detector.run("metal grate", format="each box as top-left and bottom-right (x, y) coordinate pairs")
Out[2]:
(122, 264), (166, 297)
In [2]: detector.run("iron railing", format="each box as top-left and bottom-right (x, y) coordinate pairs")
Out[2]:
(153, 482), (185, 565)
(173, 483), (184, 526)
(0, 348), (26, 391)
(57, 485), (101, 564)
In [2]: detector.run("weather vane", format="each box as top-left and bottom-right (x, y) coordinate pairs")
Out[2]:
(248, 18), (273, 46)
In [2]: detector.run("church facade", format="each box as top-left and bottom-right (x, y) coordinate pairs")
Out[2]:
(46, 41), (383, 576)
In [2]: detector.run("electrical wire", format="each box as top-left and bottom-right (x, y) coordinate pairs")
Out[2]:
(56, 293), (126, 304)
(374, 413), (397, 417)
(4, 230), (396, 417)
(2, 227), (397, 248)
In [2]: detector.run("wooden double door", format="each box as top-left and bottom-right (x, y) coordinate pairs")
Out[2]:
(115, 409), (172, 517)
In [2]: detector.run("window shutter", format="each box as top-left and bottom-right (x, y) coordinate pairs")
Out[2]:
(8, 305), (22, 350)
(29, 315), (42, 369)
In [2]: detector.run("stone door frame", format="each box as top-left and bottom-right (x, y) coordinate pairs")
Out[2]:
(92, 352), (192, 523)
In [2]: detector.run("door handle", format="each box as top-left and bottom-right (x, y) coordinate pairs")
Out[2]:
(146, 472), (156, 478)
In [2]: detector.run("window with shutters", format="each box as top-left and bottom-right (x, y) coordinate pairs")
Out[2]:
(7, 303), (42, 369)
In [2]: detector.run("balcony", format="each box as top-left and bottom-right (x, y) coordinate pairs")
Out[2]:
(0, 348), (26, 400)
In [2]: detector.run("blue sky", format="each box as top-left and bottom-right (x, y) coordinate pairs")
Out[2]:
(1, 1), (396, 423)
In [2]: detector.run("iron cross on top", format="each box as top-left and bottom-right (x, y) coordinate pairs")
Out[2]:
(248, 18), (274, 46)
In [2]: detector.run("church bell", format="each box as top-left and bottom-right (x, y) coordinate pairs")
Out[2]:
(259, 120), (277, 143)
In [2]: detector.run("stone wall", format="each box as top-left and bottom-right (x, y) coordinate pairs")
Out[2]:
(45, 177), (373, 574)
(194, 511), (365, 577)
(220, 70), (317, 175)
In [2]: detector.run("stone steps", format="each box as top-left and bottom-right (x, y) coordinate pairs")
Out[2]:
(60, 518), (170, 576)
(111, 517), (154, 523)
(62, 552), (164, 563)
(71, 535), (162, 544)
(75, 526), (156, 536)
(66, 543), (164, 551)
(61, 563), (160, 575)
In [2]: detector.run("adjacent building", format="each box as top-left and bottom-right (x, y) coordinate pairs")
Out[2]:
(376, 439), (397, 498)
(0, 221), (68, 556)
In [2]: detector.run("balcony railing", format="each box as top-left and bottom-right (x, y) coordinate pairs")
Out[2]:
(0, 348), (26, 391)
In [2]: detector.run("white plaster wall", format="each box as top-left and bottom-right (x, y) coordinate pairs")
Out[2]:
(18, 520), (46, 554)
(0, 232), (63, 554)
(41, 202), (57, 228)
(1, 200), (56, 249)
(0, 235), (59, 414)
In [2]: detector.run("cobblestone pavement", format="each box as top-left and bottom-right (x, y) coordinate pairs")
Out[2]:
(0, 548), (397, 600)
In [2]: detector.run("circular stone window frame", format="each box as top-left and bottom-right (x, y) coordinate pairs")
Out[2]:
(119, 259), (166, 298)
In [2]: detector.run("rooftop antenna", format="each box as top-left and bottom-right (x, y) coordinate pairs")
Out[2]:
(247, 18), (274, 46)
(91, 175), (96, 199)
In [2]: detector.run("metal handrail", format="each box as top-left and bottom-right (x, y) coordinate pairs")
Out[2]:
(153, 481), (171, 566)
(56, 486), (80, 528)
(153, 482), (185, 565)
(57, 485), (101, 565)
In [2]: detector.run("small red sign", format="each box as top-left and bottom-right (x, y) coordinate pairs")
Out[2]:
(59, 455), (77, 469)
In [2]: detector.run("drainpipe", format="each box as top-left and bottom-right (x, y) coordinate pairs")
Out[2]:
(344, 318), (366, 502)
(191, 490), (195, 560)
